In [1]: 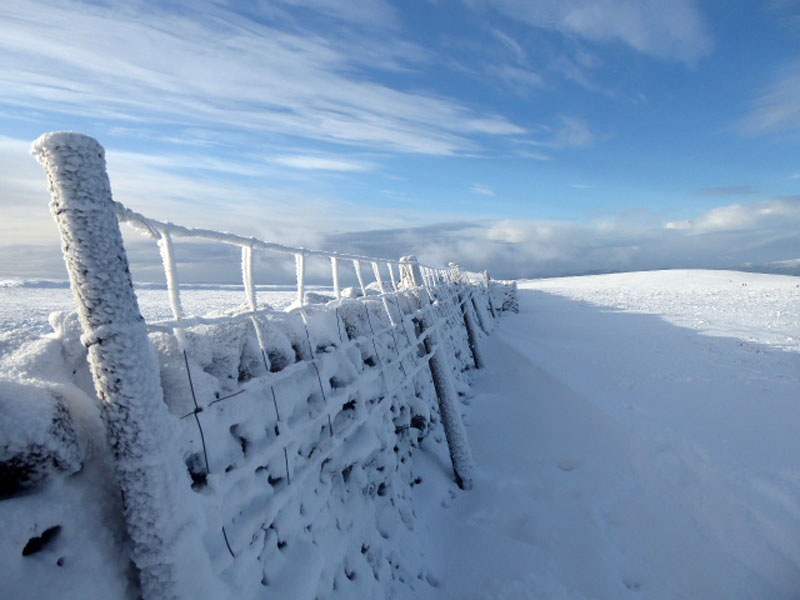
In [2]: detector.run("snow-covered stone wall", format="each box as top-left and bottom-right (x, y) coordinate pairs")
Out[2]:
(3, 131), (516, 599)
(0, 279), (516, 599)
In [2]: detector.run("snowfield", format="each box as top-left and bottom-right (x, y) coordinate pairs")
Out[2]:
(527, 269), (799, 351)
(1, 269), (798, 598)
(412, 269), (800, 599)
(0, 280), (303, 334)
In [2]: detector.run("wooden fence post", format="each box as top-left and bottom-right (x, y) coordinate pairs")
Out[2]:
(32, 132), (216, 600)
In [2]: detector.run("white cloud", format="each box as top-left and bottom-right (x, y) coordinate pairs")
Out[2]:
(664, 220), (691, 231)
(0, 136), (59, 246)
(665, 197), (800, 234)
(274, 0), (400, 29)
(0, 135), (416, 257)
(0, 1), (525, 156)
(271, 155), (371, 172)
(490, 28), (529, 64)
(486, 64), (546, 94)
(312, 197), (800, 281)
(741, 60), (800, 136)
(478, 0), (713, 63)
(511, 116), (597, 150)
(552, 116), (596, 148)
(519, 150), (552, 161)
(4, 185), (800, 281)
(547, 53), (602, 91)
(470, 184), (496, 197)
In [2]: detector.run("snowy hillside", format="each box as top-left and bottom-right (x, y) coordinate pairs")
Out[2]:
(411, 269), (800, 599)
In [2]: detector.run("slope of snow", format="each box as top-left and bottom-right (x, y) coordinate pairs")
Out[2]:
(528, 269), (799, 351)
(411, 269), (800, 599)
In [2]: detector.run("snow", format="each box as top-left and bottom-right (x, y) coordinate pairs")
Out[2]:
(2, 267), (798, 599)
(528, 269), (799, 351)
(411, 269), (800, 599)
(0, 281), (307, 333)
(1, 262), (501, 598)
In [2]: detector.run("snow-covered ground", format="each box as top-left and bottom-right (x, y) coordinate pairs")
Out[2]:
(528, 269), (799, 352)
(2, 269), (798, 598)
(0, 280), (306, 334)
(412, 269), (800, 599)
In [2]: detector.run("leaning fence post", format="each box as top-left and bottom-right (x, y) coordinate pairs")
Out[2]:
(469, 290), (490, 335)
(405, 257), (474, 490)
(447, 263), (485, 369)
(460, 288), (486, 369)
(31, 132), (216, 600)
(420, 306), (474, 490)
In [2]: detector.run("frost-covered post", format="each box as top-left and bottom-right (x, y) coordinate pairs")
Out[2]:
(399, 255), (423, 288)
(483, 270), (497, 319)
(446, 263), (484, 368)
(406, 258), (474, 489)
(460, 288), (485, 369)
(31, 133), (216, 600)
(469, 290), (489, 334)
(421, 307), (474, 490)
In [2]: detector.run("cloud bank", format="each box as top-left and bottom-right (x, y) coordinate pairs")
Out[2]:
(4, 191), (798, 284)
(318, 197), (800, 282)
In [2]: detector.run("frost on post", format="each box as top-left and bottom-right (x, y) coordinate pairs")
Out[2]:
(31, 132), (220, 600)
(399, 255), (423, 289)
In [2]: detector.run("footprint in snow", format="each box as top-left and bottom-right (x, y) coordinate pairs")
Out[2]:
(556, 458), (583, 472)
(622, 576), (645, 591)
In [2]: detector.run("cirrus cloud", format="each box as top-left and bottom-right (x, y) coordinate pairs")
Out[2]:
(0, 1), (525, 156)
(468, 0), (713, 63)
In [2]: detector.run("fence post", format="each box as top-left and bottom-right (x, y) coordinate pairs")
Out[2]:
(484, 270), (497, 319)
(460, 289), (486, 369)
(469, 291), (490, 334)
(399, 255), (423, 288)
(404, 258), (474, 490)
(31, 132), (215, 600)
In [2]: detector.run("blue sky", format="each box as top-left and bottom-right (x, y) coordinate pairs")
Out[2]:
(1, 0), (800, 282)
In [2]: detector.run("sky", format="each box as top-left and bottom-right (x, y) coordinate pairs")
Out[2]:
(1, 0), (800, 283)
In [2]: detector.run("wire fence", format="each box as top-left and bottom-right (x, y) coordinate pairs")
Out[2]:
(31, 131), (511, 600)
(119, 197), (492, 563)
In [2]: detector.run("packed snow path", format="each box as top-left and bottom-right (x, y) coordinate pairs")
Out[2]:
(414, 271), (800, 599)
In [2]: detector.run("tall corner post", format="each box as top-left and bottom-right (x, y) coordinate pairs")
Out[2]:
(31, 132), (208, 600)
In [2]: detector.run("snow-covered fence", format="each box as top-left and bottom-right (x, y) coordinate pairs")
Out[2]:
(1, 132), (515, 600)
